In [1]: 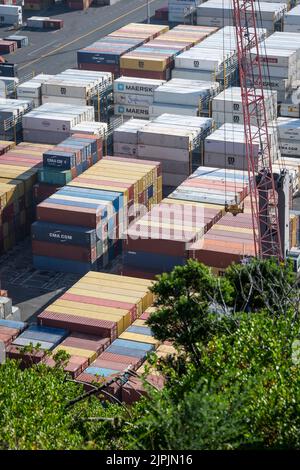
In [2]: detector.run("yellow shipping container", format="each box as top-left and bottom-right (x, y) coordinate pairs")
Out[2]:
(85, 271), (152, 287)
(120, 56), (167, 72)
(53, 345), (97, 363)
(54, 299), (131, 329)
(119, 331), (159, 347)
(70, 282), (146, 315)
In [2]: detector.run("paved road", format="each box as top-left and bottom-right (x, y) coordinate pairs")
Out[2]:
(0, 0), (166, 76)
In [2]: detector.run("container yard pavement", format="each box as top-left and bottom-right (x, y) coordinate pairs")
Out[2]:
(0, 0), (166, 76)
(0, 238), (122, 322)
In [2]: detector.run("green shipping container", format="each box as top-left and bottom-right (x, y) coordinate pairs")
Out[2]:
(38, 168), (73, 185)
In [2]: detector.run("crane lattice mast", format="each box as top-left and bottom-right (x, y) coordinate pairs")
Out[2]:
(232, 0), (283, 260)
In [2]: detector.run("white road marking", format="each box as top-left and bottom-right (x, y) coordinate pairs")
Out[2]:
(27, 40), (59, 56)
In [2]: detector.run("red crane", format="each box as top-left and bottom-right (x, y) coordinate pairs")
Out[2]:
(231, 0), (283, 260)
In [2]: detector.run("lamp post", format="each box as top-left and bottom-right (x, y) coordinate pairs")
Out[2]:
(147, 0), (150, 23)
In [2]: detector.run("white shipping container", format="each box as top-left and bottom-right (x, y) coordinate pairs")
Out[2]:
(277, 116), (300, 139)
(113, 119), (147, 144)
(17, 81), (42, 99)
(113, 76), (165, 96)
(138, 144), (190, 162)
(138, 125), (197, 149)
(42, 95), (88, 106)
(204, 151), (251, 171)
(113, 142), (138, 156)
(23, 128), (70, 144)
(149, 103), (199, 118)
(114, 104), (149, 118)
(279, 139), (300, 156)
(114, 93), (154, 106)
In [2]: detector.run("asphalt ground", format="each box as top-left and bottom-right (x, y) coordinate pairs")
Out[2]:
(0, 0), (167, 76)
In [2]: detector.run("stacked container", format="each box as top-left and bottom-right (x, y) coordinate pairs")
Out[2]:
(172, 26), (266, 87)
(0, 4), (22, 25)
(277, 116), (300, 157)
(0, 77), (18, 98)
(196, 0), (286, 33)
(253, 32), (300, 102)
(284, 4), (300, 32)
(37, 133), (103, 186)
(0, 318), (27, 349)
(38, 272), (153, 340)
(150, 78), (220, 118)
(120, 25), (219, 81)
(40, 69), (113, 122)
(32, 156), (162, 273)
(6, 35), (29, 48)
(188, 197), (256, 274)
(33, 132), (103, 203)
(11, 325), (68, 351)
(204, 123), (279, 170)
(67, 0), (93, 9)
(44, 333), (111, 378)
(0, 98), (33, 140)
(168, 166), (249, 206)
(27, 16), (63, 29)
(17, 74), (55, 108)
(24, 0), (53, 11)
(113, 76), (166, 120)
(77, 23), (169, 78)
(77, 315), (159, 384)
(211, 86), (278, 126)
(168, 0), (198, 23)
(22, 102), (95, 144)
(0, 39), (17, 54)
(0, 142), (54, 254)
(113, 114), (214, 186)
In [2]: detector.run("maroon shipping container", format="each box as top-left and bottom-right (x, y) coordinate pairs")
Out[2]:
(61, 332), (110, 355)
(78, 62), (120, 77)
(76, 373), (123, 399)
(33, 183), (59, 204)
(0, 332), (14, 347)
(43, 355), (88, 378)
(68, 0), (91, 10)
(32, 240), (97, 263)
(38, 310), (117, 340)
(43, 19), (64, 30)
(0, 326), (19, 339)
(0, 40), (17, 54)
(99, 351), (143, 369)
(36, 202), (103, 227)
(6, 345), (46, 367)
(122, 375), (165, 404)
(120, 267), (157, 281)
(120, 68), (171, 80)
(92, 359), (129, 371)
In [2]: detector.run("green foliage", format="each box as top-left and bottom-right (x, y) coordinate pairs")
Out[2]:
(0, 359), (130, 450)
(147, 260), (233, 365)
(128, 311), (300, 450)
(224, 257), (297, 314)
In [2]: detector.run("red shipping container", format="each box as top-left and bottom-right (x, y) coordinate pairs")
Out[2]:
(61, 332), (110, 355)
(32, 240), (97, 262)
(62, 292), (137, 320)
(38, 310), (117, 340)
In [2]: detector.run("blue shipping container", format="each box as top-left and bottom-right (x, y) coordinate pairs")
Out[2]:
(31, 221), (97, 247)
